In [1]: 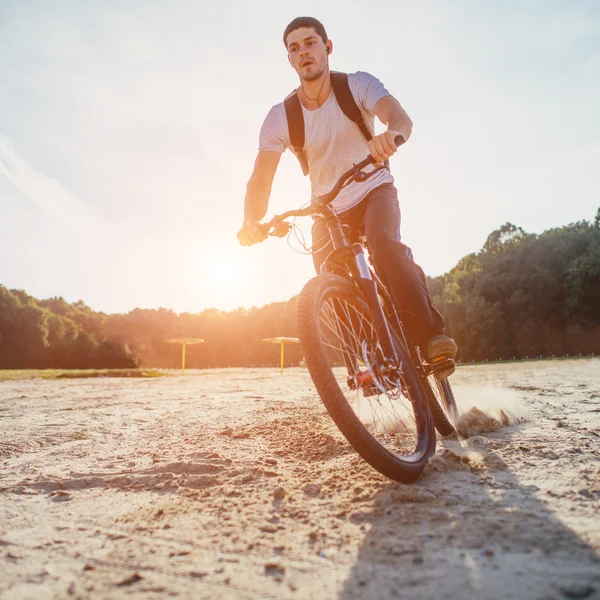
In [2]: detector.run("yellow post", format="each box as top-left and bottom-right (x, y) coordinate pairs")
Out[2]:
(262, 337), (300, 375)
(165, 338), (204, 375)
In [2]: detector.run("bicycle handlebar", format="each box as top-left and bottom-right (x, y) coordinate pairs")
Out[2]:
(262, 134), (405, 234)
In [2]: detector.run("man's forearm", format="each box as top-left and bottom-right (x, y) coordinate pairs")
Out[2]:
(243, 176), (272, 223)
(388, 109), (413, 143)
(386, 102), (413, 143)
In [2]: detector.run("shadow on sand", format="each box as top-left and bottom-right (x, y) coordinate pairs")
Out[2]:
(337, 438), (600, 600)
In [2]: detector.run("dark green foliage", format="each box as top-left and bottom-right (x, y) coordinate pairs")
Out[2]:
(482, 222), (525, 254)
(566, 213), (600, 323)
(431, 210), (600, 361)
(0, 287), (137, 369)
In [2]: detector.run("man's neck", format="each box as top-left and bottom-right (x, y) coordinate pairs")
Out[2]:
(298, 71), (332, 110)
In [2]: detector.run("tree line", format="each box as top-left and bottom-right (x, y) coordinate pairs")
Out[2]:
(430, 210), (600, 361)
(1, 210), (598, 369)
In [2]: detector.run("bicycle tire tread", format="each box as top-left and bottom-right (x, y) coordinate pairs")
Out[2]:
(425, 381), (455, 437)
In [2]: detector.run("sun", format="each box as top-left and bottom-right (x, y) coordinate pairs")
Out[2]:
(206, 258), (239, 286)
(179, 238), (283, 312)
(191, 252), (254, 310)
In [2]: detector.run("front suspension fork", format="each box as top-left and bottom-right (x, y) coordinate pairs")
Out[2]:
(351, 243), (398, 365)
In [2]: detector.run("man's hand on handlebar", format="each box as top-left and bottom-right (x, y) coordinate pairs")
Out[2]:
(237, 220), (268, 246)
(367, 130), (403, 166)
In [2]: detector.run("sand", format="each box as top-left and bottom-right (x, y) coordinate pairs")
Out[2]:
(1, 359), (599, 599)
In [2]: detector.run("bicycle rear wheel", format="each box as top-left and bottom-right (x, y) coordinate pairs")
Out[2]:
(297, 274), (436, 483)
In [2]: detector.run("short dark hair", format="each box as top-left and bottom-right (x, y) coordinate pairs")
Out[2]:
(283, 17), (328, 48)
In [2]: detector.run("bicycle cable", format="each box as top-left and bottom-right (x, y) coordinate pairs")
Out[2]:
(276, 163), (389, 256)
(284, 199), (316, 256)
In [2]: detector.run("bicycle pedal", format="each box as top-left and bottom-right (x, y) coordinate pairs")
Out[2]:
(430, 358), (455, 379)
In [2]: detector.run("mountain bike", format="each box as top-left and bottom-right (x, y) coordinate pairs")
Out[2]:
(259, 137), (458, 482)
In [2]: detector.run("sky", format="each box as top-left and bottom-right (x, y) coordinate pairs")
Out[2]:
(1, 0), (599, 314)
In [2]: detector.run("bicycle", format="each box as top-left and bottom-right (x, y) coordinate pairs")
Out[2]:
(259, 137), (459, 483)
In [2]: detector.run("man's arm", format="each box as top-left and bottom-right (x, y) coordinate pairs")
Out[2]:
(368, 95), (413, 163)
(374, 95), (413, 141)
(238, 150), (281, 246)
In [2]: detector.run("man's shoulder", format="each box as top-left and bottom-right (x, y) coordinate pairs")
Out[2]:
(346, 71), (385, 96)
(263, 101), (287, 124)
(259, 101), (289, 147)
(346, 71), (390, 110)
(347, 71), (379, 83)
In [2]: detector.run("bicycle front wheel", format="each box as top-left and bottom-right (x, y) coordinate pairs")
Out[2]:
(297, 274), (435, 483)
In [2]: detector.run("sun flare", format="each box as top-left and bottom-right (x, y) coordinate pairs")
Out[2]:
(206, 258), (239, 286)
(190, 251), (254, 311)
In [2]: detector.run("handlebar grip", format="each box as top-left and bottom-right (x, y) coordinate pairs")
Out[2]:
(362, 134), (407, 166)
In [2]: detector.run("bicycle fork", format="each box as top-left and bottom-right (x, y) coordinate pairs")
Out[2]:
(351, 244), (399, 366)
(321, 213), (400, 391)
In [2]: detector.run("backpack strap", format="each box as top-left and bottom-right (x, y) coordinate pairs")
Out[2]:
(330, 71), (373, 142)
(283, 92), (310, 176)
(332, 71), (390, 169)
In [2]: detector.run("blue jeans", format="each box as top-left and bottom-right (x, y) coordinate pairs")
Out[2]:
(311, 183), (445, 347)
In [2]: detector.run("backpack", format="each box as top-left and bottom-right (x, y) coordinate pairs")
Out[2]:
(284, 71), (376, 176)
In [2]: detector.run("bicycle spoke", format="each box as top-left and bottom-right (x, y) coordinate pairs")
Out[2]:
(317, 294), (418, 454)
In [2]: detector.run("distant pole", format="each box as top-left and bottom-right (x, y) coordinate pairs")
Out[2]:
(165, 338), (204, 375)
(262, 337), (300, 374)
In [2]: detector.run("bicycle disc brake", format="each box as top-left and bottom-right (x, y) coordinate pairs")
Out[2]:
(360, 341), (402, 399)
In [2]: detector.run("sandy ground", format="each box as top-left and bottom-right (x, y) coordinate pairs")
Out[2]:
(1, 359), (599, 600)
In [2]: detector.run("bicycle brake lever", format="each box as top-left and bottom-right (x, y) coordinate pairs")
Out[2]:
(260, 215), (285, 236)
(272, 221), (292, 238)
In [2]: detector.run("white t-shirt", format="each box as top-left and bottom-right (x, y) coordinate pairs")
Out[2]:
(259, 71), (395, 213)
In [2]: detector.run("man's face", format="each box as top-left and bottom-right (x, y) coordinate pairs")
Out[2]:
(286, 27), (329, 82)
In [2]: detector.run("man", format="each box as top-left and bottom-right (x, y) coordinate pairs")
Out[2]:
(237, 16), (457, 373)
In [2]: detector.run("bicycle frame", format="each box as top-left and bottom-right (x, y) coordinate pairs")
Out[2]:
(318, 203), (400, 365)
